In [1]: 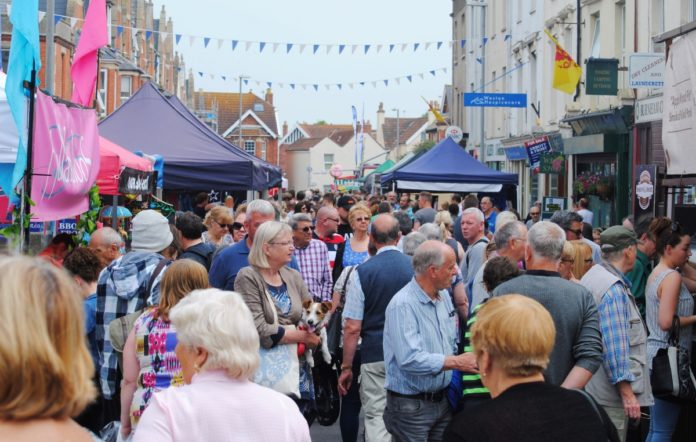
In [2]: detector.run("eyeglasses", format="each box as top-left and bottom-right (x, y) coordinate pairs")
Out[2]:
(215, 221), (231, 229)
(530, 212), (540, 216)
(231, 222), (244, 230)
(269, 240), (294, 247)
(354, 217), (370, 222)
(561, 258), (575, 264)
(296, 226), (311, 233)
(566, 229), (582, 238)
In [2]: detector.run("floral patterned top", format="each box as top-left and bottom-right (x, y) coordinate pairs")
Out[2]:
(130, 307), (184, 429)
(202, 231), (234, 248)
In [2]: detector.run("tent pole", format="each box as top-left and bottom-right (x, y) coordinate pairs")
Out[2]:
(22, 66), (37, 253)
(112, 195), (118, 231)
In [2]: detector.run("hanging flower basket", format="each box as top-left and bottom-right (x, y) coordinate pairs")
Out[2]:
(573, 172), (614, 200)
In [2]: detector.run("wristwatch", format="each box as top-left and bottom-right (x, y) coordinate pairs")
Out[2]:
(340, 364), (352, 371)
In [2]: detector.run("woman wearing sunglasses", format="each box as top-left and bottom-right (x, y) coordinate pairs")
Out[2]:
(202, 206), (234, 248)
(333, 204), (371, 282)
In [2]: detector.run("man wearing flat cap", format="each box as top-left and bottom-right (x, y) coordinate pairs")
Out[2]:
(580, 226), (654, 441)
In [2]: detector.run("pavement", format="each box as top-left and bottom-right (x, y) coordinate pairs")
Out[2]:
(309, 411), (364, 441)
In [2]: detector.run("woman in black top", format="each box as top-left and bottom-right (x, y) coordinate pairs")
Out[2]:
(444, 295), (618, 442)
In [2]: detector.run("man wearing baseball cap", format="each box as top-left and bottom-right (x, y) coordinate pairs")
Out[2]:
(580, 226), (653, 440)
(337, 195), (356, 239)
(95, 210), (175, 420)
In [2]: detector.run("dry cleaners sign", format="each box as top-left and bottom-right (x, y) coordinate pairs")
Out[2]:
(629, 53), (665, 88)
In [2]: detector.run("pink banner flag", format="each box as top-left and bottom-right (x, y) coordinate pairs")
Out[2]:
(31, 91), (100, 221)
(70, 0), (107, 106)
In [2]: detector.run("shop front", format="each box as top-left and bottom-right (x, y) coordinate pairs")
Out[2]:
(563, 107), (633, 228)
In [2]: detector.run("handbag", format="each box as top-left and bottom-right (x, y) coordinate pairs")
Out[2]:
(253, 288), (300, 398)
(326, 266), (355, 359)
(650, 316), (696, 400)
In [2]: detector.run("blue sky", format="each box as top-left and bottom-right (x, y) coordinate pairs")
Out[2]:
(150, 0), (452, 130)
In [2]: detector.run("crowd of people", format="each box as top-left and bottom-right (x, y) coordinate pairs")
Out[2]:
(1, 188), (695, 442)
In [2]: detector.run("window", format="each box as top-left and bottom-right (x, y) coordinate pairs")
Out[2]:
(244, 140), (255, 154)
(323, 154), (334, 171)
(97, 69), (108, 115)
(120, 76), (132, 102)
(1, 46), (9, 73)
(260, 142), (267, 161)
(253, 103), (264, 112)
(590, 15), (601, 59)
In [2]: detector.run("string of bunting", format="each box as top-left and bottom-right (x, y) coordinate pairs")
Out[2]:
(185, 67), (450, 91)
(16, 8), (514, 55)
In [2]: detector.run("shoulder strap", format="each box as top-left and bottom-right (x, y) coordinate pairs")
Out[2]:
(575, 389), (613, 441)
(147, 258), (171, 296)
(338, 266), (355, 312)
(466, 237), (489, 267)
(185, 246), (215, 269)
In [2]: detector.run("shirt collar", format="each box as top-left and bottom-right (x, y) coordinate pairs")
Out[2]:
(376, 245), (400, 255)
(600, 260), (633, 288)
(525, 269), (561, 277)
(411, 278), (444, 305)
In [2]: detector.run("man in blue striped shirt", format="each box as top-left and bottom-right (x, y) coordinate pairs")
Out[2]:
(383, 241), (479, 441)
(581, 226), (653, 441)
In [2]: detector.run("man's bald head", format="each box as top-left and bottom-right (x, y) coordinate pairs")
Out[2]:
(315, 206), (340, 237)
(370, 214), (400, 246)
(88, 227), (124, 266)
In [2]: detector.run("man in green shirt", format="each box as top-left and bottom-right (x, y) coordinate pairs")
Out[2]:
(625, 216), (656, 317)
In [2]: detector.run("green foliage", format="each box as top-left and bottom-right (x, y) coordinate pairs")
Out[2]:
(314, 120), (328, 125)
(75, 184), (102, 246)
(413, 140), (436, 155)
(0, 195), (35, 246)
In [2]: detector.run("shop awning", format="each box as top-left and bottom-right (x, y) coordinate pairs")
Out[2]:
(97, 136), (154, 195)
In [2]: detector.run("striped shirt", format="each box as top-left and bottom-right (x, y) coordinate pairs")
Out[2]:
(460, 302), (490, 399)
(646, 268), (694, 367)
(384, 278), (458, 394)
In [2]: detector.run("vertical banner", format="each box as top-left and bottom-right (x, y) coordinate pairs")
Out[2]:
(351, 105), (358, 165)
(634, 164), (656, 224)
(663, 31), (696, 175)
(31, 91), (100, 221)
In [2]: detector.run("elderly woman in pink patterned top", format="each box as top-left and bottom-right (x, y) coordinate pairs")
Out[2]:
(134, 289), (310, 442)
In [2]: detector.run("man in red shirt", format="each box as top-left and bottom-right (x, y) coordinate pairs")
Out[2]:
(313, 206), (345, 276)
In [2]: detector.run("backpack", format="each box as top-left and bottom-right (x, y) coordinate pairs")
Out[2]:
(183, 243), (216, 271)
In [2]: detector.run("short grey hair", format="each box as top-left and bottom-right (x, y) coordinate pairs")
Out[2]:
(528, 221), (565, 261)
(170, 289), (260, 380)
(494, 221), (524, 251)
(462, 207), (484, 223)
(412, 242), (446, 275)
(289, 213), (312, 230)
(419, 223), (442, 241)
(549, 210), (582, 231)
(246, 199), (276, 219)
(90, 227), (123, 246)
(495, 211), (519, 232)
(248, 221), (291, 269)
(403, 232), (427, 256)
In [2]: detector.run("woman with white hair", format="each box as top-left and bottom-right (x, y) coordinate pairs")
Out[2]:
(234, 221), (320, 416)
(134, 289), (310, 441)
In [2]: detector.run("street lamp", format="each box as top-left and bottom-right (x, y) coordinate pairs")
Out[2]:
(238, 75), (249, 149)
(469, 1), (487, 164)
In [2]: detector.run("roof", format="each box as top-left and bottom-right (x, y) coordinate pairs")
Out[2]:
(193, 91), (278, 138)
(382, 116), (429, 148)
(99, 47), (144, 73)
(298, 123), (354, 139)
(328, 129), (356, 146)
(285, 138), (324, 151)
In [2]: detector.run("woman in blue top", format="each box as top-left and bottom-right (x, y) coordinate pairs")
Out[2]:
(645, 217), (696, 441)
(333, 204), (371, 282)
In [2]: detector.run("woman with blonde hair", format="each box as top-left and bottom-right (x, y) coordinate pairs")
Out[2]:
(234, 221), (320, 417)
(333, 204), (371, 281)
(120, 259), (210, 438)
(0, 257), (96, 441)
(444, 295), (618, 442)
(202, 205), (234, 248)
(435, 210), (465, 266)
(134, 289), (310, 441)
(559, 241), (580, 283)
(571, 239), (594, 280)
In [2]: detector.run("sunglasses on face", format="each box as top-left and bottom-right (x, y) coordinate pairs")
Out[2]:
(354, 217), (370, 222)
(297, 226), (312, 233)
(231, 222), (244, 230)
(215, 221), (231, 229)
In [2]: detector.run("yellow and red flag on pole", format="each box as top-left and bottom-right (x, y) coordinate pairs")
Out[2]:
(421, 96), (447, 124)
(544, 29), (582, 95)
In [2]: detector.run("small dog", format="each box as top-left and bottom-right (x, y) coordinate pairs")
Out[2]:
(300, 299), (333, 368)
